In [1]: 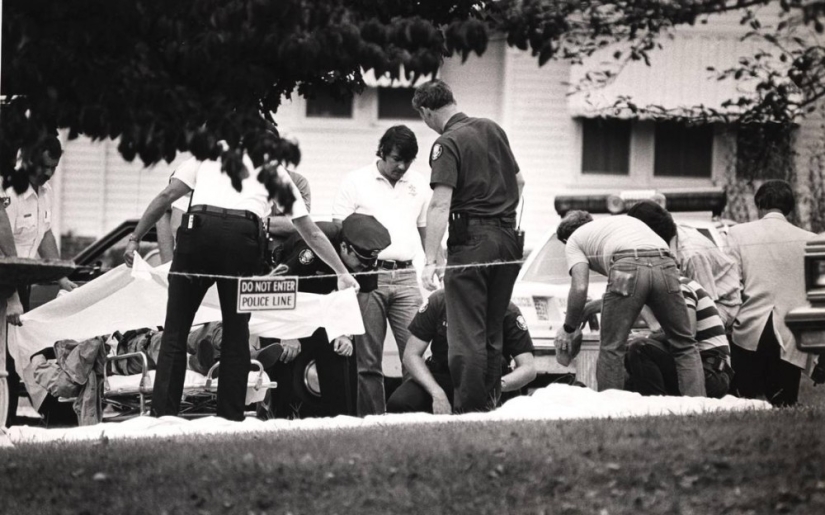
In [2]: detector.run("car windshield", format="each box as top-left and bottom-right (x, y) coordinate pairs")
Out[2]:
(521, 234), (607, 284)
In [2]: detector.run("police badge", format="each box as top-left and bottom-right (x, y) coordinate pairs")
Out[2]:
(430, 143), (443, 161)
(1, 196), (10, 209)
(298, 249), (315, 265)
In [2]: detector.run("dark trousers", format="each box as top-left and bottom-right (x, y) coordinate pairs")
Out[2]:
(386, 363), (453, 414)
(444, 221), (520, 413)
(731, 316), (801, 407)
(625, 338), (732, 398)
(152, 211), (262, 421)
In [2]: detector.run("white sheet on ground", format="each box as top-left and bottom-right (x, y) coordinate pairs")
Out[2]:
(0, 384), (771, 447)
(7, 254), (364, 410)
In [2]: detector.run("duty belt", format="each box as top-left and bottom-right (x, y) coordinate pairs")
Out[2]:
(189, 205), (260, 223)
(465, 216), (516, 228)
(377, 259), (414, 270)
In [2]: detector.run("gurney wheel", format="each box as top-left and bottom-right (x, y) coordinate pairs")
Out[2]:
(0, 377), (8, 429)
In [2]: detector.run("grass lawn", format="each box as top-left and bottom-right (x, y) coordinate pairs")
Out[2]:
(2, 382), (825, 515)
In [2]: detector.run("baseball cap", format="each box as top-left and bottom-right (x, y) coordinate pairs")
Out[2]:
(341, 214), (391, 261)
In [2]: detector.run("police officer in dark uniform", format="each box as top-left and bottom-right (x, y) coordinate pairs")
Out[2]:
(262, 213), (392, 417)
(386, 289), (535, 414)
(413, 79), (525, 413)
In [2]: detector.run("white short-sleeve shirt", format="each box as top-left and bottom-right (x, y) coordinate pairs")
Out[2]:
(332, 160), (430, 261)
(2, 183), (53, 258)
(172, 156), (307, 220)
(565, 215), (668, 276)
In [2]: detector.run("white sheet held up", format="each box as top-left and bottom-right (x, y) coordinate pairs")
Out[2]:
(8, 254), (364, 410)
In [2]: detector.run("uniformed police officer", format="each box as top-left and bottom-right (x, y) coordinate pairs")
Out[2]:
(123, 151), (359, 421)
(412, 79), (525, 413)
(386, 289), (536, 414)
(262, 213), (391, 417)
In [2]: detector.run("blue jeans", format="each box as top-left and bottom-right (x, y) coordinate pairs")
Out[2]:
(355, 268), (422, 416)
(445, 221), (521, 413)
(599, 251), (705, 396)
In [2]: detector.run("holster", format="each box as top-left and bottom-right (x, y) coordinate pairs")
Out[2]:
(516, 228), (525, 259)
(447, 212), (469, 247)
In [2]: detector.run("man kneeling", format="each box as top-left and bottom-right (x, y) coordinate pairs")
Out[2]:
(387, 290), (536, 414)
(624, 278), (733, 398)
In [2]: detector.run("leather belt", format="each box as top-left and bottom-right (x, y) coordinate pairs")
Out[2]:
(189, 205), (260, 223)
(377, 259), (414, 270)
(613, 248), (673, 260)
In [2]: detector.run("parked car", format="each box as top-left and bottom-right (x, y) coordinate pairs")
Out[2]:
(29, 221), (161, 310)
(785, 237), (825, 355)
(512, 188), (735, 389)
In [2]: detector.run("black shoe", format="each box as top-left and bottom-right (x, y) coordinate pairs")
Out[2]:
(253, 344), (284, 370)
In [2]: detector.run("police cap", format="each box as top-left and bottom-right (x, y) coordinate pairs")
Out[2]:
(341, 213), (391, 258)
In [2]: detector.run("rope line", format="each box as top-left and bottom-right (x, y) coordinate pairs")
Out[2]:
(59, 235), (820, 282)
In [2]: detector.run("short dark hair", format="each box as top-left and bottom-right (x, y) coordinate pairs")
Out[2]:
(377, 125), (418, 163)
(556, 210), (593, 243)
(36, 134), (62, 161)
(412, 79), (456, 111)
(754, 179), (795, 216)
(626, 200), (677, 243)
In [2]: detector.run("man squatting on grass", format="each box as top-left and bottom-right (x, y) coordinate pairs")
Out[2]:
(554, 211), (706, 396)
(387, 289), (536, 414)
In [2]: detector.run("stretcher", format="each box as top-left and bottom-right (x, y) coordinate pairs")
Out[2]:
(101, 353), (276, 420)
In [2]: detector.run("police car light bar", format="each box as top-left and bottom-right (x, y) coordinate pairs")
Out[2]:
(554, 188), (727, 217)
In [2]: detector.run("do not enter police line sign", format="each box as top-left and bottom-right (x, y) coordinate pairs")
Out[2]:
(237, 276), (298, 312)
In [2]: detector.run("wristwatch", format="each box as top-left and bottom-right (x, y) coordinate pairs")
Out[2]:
(562, 323), (576, 334)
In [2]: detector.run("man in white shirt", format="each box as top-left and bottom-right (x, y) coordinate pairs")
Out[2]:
(0, 134), (77, 425)
(124, 147), (358, 421)
(332, 125), (430, 416)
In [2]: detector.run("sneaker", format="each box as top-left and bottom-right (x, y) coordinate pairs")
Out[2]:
(253, 344), (284, 370)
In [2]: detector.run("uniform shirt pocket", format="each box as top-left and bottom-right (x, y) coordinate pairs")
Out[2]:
(14, 213), (37, 240)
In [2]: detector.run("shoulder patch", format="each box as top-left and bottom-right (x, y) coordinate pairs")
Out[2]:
(418, 300), (429, 313)
(516, 315), (528, 331)
(431, 143), (443, 162)
(298, 249), (315, 265)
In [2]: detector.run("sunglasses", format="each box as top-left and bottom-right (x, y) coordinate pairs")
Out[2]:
(348, 245), (378, 268)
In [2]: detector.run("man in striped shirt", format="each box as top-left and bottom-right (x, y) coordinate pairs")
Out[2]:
(624, 277), (732, 398)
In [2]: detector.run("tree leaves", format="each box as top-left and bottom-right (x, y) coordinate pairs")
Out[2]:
(4, 0), (825, 199)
